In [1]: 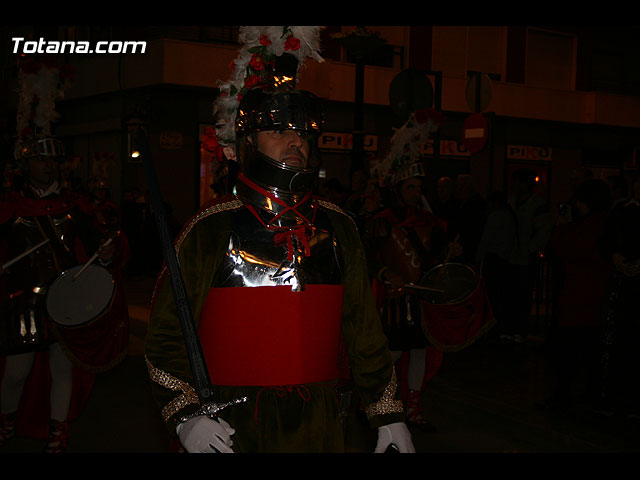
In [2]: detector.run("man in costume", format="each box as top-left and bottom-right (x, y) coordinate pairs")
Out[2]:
(598, 173), (640, 417)
(505, 168), (553, 343)
(0, 55), (129, 452)
(365, 111), (450, 431)
(366, 173), (449, 431)
(366, 111), (493, 431)
(144, 26), (413, 453)
(0, 137), (130, 452)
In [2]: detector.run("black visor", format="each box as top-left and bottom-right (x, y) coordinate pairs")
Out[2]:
(236, 89), (324, 138)
(17, 137), (65, 160)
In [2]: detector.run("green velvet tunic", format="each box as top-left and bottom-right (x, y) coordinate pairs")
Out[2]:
(144, 196), (405, 453)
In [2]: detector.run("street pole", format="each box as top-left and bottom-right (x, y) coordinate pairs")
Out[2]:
(467, 70), (500, 194)
(427, 70), (442, 163)
(353, 56), (364, 173)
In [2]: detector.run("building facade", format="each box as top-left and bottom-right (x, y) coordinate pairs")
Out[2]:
(2, 25), (639, 224)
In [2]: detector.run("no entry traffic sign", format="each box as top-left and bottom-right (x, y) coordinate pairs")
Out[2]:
(462, 113), (488, 154)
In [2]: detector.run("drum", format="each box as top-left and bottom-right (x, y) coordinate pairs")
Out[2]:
(417, 263), (495, 352)
(417, 262), (479, 304)
(46, 264), (115, 328)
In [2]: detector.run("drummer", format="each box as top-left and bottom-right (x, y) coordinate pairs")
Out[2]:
(0, 135), (127, 452)
(364, 111), (461, 431)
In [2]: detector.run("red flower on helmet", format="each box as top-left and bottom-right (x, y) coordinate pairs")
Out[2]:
(284, 35), (300, 51)
(260, 35), (271, 46)
(244, 74), (261, 89)
(202, 126), (224, 162)
(249, 54), (264, 71)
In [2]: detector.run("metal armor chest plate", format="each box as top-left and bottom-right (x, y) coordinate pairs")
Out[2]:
(214, 207), (343, 291)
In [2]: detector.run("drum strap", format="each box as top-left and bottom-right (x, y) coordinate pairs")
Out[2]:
(395, 207), (443, 262)
(405, 226), (430, 264)
(32, 215), (63, 274)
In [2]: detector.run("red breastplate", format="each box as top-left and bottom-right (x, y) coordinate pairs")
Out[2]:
(199, 284), (344, 386)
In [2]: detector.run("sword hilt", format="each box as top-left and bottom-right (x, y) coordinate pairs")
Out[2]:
(177, 396), (248, 424)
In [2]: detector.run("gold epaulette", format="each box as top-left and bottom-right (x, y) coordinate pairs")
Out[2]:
(173, 197), (244, 254)
(316, 199), (358, 230)
(153, 197), (244, 301)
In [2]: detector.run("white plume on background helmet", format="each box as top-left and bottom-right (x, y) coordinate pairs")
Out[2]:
(370, 110), (444, 185)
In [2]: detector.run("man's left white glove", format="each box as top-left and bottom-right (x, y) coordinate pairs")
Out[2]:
(176, 415), (235, 453)
(374, 422), (415, 453)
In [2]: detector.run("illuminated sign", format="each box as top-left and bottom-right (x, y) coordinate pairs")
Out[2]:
(319, 133), (378, 151)
(507, 145), (552, 161)
(422, 139), (471, 157)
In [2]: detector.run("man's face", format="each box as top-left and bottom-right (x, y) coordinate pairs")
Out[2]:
(27, 156), (57, 189)
(399, 177), (423, 207)
(255, 129), (310, 169)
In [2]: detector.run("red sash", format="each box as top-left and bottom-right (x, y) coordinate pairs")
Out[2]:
(199, 284), (344, 386)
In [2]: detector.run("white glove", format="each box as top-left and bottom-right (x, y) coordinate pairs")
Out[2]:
(374, 422), (415, 453)
(176, 415), (236, 453)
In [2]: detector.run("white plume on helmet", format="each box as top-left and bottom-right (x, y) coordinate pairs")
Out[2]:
(370, 109), (445, 185)
(213, 26), (325, 148)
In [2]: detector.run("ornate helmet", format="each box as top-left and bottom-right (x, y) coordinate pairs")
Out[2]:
(15, 136), (65, 162)
(11, 54), (74, 177)
(394, 160), (426, 184)
(370, 109), (445, 187)
(235, 85), (325, 195)
(213, 27), (325, 217)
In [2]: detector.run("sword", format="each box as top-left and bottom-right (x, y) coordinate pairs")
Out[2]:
(137, 126), (246, 419)
(1, 238), (50, 271)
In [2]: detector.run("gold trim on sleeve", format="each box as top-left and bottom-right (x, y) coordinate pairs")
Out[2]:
(145, 356), (200, 423)
(365, 367), (404, 419)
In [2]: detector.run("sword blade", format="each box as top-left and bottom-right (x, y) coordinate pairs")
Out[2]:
(138, 128), (215, 404)
(2, 238), (50, 270)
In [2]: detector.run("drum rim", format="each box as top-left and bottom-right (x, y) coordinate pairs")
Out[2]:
(423, 262), (478, 278)
(45, 264), (115, 328)
(419, 262), (479, 305)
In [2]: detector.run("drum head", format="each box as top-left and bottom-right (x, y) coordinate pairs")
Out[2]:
(418, 262), (478, 304)
(46, 264), (115, 327)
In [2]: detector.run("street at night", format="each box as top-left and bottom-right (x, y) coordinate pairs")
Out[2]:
(2, 25), (640, 457)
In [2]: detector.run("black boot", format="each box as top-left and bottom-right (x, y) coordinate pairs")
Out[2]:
(406, 390), (438, 433)
(45, 419), (69, 453)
